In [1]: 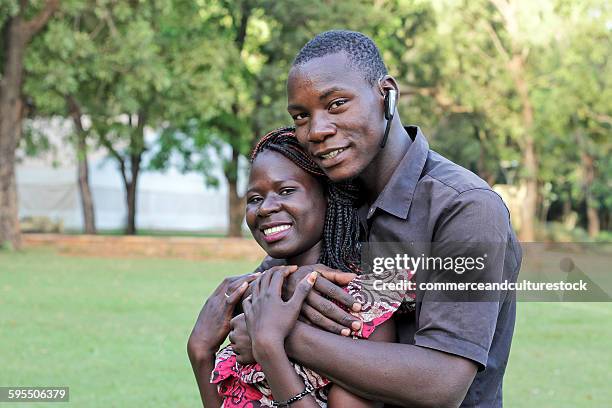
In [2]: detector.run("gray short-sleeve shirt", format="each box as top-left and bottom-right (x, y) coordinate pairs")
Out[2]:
(359, 126), (521, 407)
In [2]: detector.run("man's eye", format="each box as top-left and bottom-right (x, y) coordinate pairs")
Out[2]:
(247, 196), (262, 204)
(279, 188), (296, 196)
(330, 99), (347, 110)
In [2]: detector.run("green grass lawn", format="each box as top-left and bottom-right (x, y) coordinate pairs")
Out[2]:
(1, 249), (610, 407)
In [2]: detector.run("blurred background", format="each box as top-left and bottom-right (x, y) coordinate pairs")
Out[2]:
(1, 0), (610, 407)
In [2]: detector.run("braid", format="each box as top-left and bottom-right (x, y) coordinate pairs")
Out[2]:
(319, 182), (362, 274)
(251, 127), (362, 274)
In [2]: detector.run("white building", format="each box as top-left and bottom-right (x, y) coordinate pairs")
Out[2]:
(17, 118), (243, 233)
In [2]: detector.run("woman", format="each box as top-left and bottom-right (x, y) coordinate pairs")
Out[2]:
(188, 127), (413, 407)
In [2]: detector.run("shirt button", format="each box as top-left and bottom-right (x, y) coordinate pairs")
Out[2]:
(368, 208), (375, 217)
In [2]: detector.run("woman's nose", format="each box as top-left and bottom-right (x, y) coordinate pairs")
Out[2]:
(257, 195), (281, 217)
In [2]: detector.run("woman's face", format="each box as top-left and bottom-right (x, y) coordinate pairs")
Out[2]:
(246, 150), (326, 260)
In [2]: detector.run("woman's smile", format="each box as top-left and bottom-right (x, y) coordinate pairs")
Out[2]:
(261, 223), (293, 243)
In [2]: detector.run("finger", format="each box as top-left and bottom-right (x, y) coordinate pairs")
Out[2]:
(228, 331), (235, 344)
(282, 265), (299, 276)
(226, 281), (248, 307)
(229, 313), (243, 330)
(260, 267), (277, 292)
(242, 296), (253, 318)
(313, 264), (357, 286)
(270, 266), (294, 296)
(308, 291), (362, 331)
(301, 303), (351, 336)
(314, 275), (362, 312)
(253, 276), (261, 298)
(229, 273), (260, 293)
(289, 271), (317, 307)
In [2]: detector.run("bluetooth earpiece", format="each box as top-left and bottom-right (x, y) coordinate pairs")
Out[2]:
(380, 89), (397, 148)
(384, 89), (397, 120)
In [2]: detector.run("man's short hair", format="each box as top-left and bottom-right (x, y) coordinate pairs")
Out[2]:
(292, 30), (388, 86)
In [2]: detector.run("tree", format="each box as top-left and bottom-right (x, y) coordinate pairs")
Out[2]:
(0, 0), (59, 248)
(24, 2), (99, 234)
(153, 0), (422, 236)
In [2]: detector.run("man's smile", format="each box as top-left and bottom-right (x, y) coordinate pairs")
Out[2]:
(314, 146), (350, 168)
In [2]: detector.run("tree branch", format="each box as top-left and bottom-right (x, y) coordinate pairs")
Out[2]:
(483, 20), (510, 62)
(21, 0), (60, 40)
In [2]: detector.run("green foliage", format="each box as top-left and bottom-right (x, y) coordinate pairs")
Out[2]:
(13, 0), (612, 235)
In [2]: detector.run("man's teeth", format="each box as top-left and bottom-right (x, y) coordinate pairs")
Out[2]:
(263, 224), (291, 236)
(321, 148), (345, 160)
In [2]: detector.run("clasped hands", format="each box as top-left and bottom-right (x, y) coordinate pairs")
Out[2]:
(187, 264), (362, 366)
(231, 264), (362, 364)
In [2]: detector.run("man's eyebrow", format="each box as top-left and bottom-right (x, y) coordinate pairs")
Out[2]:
(319, 87), (345, 101)
(287, 87), (346, 111)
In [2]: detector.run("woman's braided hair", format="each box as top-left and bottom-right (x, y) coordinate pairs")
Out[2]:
(251, 126), (361, 274)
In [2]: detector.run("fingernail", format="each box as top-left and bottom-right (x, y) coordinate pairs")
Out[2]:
(351, 320), (362, 331)
(307, 271), (318, 285)
(341, 328), (350, 336)
(352, 303), (362, 312)
(240, 282), (248, 289)
(251, 272), (262, 276)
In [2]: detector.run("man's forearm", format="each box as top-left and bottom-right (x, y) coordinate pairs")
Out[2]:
(189, 352), (222, 408)
(285, 322), (476, 408)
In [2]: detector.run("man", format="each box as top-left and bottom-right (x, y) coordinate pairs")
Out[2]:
(190, 30), (521, 407)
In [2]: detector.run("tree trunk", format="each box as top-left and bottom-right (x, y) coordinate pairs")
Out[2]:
(0, 17), (27, 249)
(508, 54), (538, 242)
(124, 113), (145, 236)
(125, 153), (140, 235)
(227, 149), (244, 237)
(490, 0), (539, 241)
(578, 140), (600, 238)
(67, 96), (96, 234)
(0, 1), (59, 249)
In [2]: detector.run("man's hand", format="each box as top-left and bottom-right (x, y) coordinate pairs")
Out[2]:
(284, 264), (363, 336)
(228, 313), (255, 365)
(187, 273), (258, 364)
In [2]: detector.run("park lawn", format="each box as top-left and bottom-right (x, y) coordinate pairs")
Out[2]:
(1, 248), (610, 407)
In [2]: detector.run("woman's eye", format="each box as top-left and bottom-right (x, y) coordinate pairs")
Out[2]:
(292, 113), (308, 122)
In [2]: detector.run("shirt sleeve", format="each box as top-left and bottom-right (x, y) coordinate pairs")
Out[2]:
(413, 188), (510, 370)
(253, 255), (286, 273)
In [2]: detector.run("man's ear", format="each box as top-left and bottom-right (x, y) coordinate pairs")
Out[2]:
(378, 75), (400, 99)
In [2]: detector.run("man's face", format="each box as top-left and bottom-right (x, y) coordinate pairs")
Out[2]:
(287, 52), (386, 182)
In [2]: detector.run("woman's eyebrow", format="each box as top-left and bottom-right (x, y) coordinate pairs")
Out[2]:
(287, 102), (305, 111)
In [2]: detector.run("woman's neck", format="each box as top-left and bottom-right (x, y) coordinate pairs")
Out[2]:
(286, 240), (322, 266)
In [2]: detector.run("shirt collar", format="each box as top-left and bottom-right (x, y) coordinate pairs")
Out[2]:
(364, 125), (429, 220)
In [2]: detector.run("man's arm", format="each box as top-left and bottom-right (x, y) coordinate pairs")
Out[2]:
(287, 189), (510, 407)
(286, 322), (476, 408)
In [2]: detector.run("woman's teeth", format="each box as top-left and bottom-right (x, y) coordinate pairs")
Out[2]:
(321, 148), (345, 160)
(263, 224), (291, 236)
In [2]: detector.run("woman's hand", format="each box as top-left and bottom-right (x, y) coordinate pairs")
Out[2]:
(187, 273), (259, 363)
(242, 266), (317, 360)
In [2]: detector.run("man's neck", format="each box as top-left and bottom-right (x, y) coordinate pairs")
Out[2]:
(359, 120), (411, 204)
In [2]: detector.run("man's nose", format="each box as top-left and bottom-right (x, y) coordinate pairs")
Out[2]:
(257, 194), (281, 217)
(308, 113), (336, 143)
